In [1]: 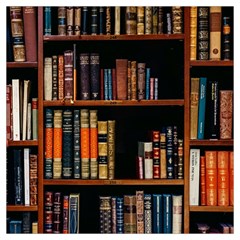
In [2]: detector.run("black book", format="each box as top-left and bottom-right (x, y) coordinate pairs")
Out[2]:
(79, 53), (90, 100)
(90, 53), (100, 100)
(22, 212), (31, 233)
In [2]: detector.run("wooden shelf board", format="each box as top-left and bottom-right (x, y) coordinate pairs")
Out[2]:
(190, 206), (233, 212)
(190, 60), (233, 67)
(7, 62), (38, 68)
(7, 205), (38, 212)
(7, 140), (38, 147)
(43, 179), (184, 186)
(189, 139), (233, 146)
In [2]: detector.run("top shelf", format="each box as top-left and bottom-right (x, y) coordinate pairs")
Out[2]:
(7, 62), (38, 68)
(190, 60), (233, 67)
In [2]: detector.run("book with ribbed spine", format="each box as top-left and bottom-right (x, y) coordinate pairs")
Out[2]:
(53, 192), (62, 233)
(116, 59), (128, 100)
(99, 196), (112, 233)
(22, 212), (31, 233)
(160, 127), (167, 178)
(62, 109), (73, 178)
(166, 126), (173, 179)
(23, 7), (37, 62)
(157, 7), (164, 34)
(144, 194), (152, 233)
(108, 69), (113, 100)
(106, 7), (111, 35)
(90, 53), (100, 100)
(136, 190), (144, 233)
(69, 193), (80, 233)
(116, 197), (124, 233)
(91, 7), (98, 35)
(152, 194), (163, 233)
(58, 7), (66, 35)
(190, 7), (197, 60)
(82, 7), (88, 35)
(177, 139), (183, 179)
(137, 63), (146, 100)
(44, 7), (51, 35)
(81, 109), (90, 179)
(172, 195), (182, 233)
(44, 191), (53, 233)
(99, 7), (105, 35)
(53, 110), (62, 179)
(111, 197), (117, 233)
(30, 153), (38, 205)
(127, 60), (131, 100)
(173, 126), (178, 179)
(32, 98), (38, 140)
(62, 195), (69, 233)
(64, 50), (73, 100)
(126, 7), (137, 35)
(200, 156), (206, 206)
(74, 7), (81, 35)
(124, 195), (137, 233)
(131, 61), (137, 100)
(163, 194), (172, 233)
(145, 7), (152, 34)
(222, 16), (231, 60)
(58, 55), (64, 100)
(172, 7), (183, 34)
(73, 110), (80, 179)
(45, 108), (53, 179)
(115, 7), (121, 35)
(98, 121), (108, 179)
(108, 120), (116, 180)
(44, 57), (52, 100)
(66, 7), (74, 35)
(90, 110), (98, 179)
(79, 53), (90, 100)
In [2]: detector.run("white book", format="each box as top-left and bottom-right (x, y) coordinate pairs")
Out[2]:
(189, 148), (200, 205)
(44, 57), (52, 100)
(27, 102), (32, 140)
(22, 80), (31, 140)
(172, 195), (183, 233)
(24, 148), (30, 205)
(144, 142), (153, 179)
(12, 79), (20, 140)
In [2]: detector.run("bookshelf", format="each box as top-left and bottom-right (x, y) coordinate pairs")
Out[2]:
(6, 6), (234, 234)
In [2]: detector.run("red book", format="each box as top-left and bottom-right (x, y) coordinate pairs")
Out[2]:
(6, 85), (12, 141)
(229, 151), (234, 206)
(62, 195), (69, 233)
(205, 151), (217, 206)
(58, 55), (64, 100)
(64, 50), (73, 100)
(116, 59), (128, 100)
(23, 7), (37, 62)
(100, 68), (104, 100)
(200, 156), (206, 206)
(112, 68), (117, 100)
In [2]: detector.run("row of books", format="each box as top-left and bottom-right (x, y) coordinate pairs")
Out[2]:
(189, 150), (233, 206)
(137, 127), (183, 180)
(100, 191), (182, 233)
(190, 6), (232, 60)
(45, 108), (116, 180)
(190, 77), (233, 140)
(7, 213), (38, 233)
(7, 7), (37, 62)
(44, 51), (161, 101)
(6, 81), (38, 141)
(44, 7), (183, 36)
(7, 149), (38, 206)
(195, 222), (233, 234)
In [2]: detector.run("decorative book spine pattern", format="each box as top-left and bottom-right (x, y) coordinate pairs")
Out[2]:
(91, 7), (98, 35)
(80, 109), (90, 179)
(173, 126), (178, 179)
(44, 7), (51, 35)
(69, 193), (80, 233)
(99, 196), (112, 233)
(53, 192), (61, 233)
(172, 7), (183, 34)
(30, 154), (38, 205)
(116, 197), (124, 233)
(116, 59), (128, 100)
(130, 61), (137, 100)
(137, 63), (146, 100)
(79, 53), (90, 100)
(73, 110), (81, 179)
(44, 191), (53, 233)
(166, 12), (172, 34)
(220, 90), (233, 139)
(44, 57), (52, 100)
(45, 108), (53, 179)
(62, 109), (73, 178)
(6, 85), (12, 140)
(152, 194), (163, 233)
(210, 7), (222, 60)
(124, 195), (137, 233)
(126, 7), (137, 35)
(64, 50), (73, 100)
(229, 151), (234, 206)
(108, 120), (116, 180)
(136, 190), (144, 233)
(111, 197), (117, 233)
(106, 7), (111, 35)
(115, 7), (121, 35)
(200, 156), (206, 205)
(90, 110), (98, 179)
(172, 195), (182, 233)
(190, 7), (197, 60)
(177, 139), (184, 179)
(158, 7), (164, 34)
(127, 61), (131, 100)
(163, 194), (172, 233)
(98, 121), (108, 179)
(166, 126), (173, 179)
(144, 194), (152, 233)
(10, 7), (26, 62)
(222, 16), (231, 60)
(7, 10), (13, 62)
(145, 7), (152, 34)
(151, 130), (160, 179)
(90, 53), (100, 100)
(53, 110), (62, 179)
(63, 195), (69, 233)
(197, 7), (209, 60)
(137, 7), (144, 35)
(58, 7), (66, 35)
(52, 55), (58, 100)
(58, 55), (64, 100)
(66, 7), (74, 35)
(74, 7), (81, 35)
(190, 77), (200, 139)
(160, 127), (167, 178)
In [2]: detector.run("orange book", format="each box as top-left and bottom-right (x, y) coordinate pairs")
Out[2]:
(229, 151), (234, 206)
(217, 151), (229, 206)
(200, 156), (206, 206)
(205, 151), (217, 206)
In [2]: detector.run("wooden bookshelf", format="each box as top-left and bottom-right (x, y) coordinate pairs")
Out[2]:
(7, 205), (38, 212)
(190, 60), (233, 67)
(7, 140), (38, 147)
(7, 62), (38, 68)
(189, 139), (233, 146)
(190, 206), (233, 212)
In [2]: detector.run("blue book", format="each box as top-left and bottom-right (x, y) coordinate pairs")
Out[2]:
(108, 69), (113, 100)
(104, 69), (109, 100)
(197, 77), (207, 139)
(152, 194), (163, 233)
(9, 220), (22, 233)
(99, 7), (105, 35)
(82, 7), (88, 35)
(145, 68), (151, 100)
(116, 197), (124, 233)
(163, 194), (172, 233)
(69, 193), (80, 233)
(44, 7), (51, 35)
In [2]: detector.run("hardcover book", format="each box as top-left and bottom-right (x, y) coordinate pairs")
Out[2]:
(130, 61), (137, 100)
(108, 120), (116, 180)
(74, 7), (81, 35)
(53, 192), (62, 233)
(82, 7), (88, 35)
(91, 7), (98, 35)
(99, 196), (111, 233)
(9, 220), (22, 233)
(66, 7), (74, 35)
(124, 195), (137, 233)
(44, 57), (52, 100)
(44, 7), (51, 35)
(163, 194), (172, 233)
(63, 195), (69, 233)
(90, 53), (100, 100)
(22, 212), (31, 233)
(145, 7), (152, 34)
(99, 7), (105, 35)
(64, 50), (73, 100)
(152, 194), (163, 233)
(222, 16), (231, 60)
(166, 126), (173, 179)
(137, 63), (146, 100)
(126, 7), (137, 35)
(52, 55), (58, 100)
(111, 197), (117, 233)
(30, 154), (38, 205)
(160, 127), (167, 179)
(58, 55), (64, 100)
(158, 7), (164, 34)
(229, 151), (234, 206)
(152, 7), (158, 34)
(115, 7), (121, 35)
(172, 195), (182, 233)
(136, 190), (144, 233)
(69, 193), (80, 233)
(190, 7), (197, 60)
(58, 7), (66, 35)
(44, 191), (53, 233)
(12, 79), (20, 140)
(106, 7), (111, 35)
(23, 148), (30, 206)
(177, 139), (184, 179)
(116, 59), (128, 100)
(116, 197), (124, 233)
(144, 194), (152, 233)
(137, 7), (144, 35)
(200, 156), (206, 206)
(79, 53), (90, 100)
(172, 7), (183, 34)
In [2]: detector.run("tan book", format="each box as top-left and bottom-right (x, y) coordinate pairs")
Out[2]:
(137, 7), (144, 35)
(44, 57), (52, 100)
(114, 7), (121, 35)
(145, 7), (152, 34)
(108, 120), (116, 180)
(190, 7), (197, 60)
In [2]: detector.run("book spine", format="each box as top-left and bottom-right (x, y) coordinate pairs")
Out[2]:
(58, 7), (66, 35)
(52, 55), (58, 100)
(29, 154), (38, 205)
(136, 190), (144, 233)
(108, 120), (116, 179)
(111, 197), (117, 233)
(172, 7), (183, 34)
(106, 7), (111, 35)
(145, 68), (150, 100)
(158, 7), (164, 34)
(44, 7), (51, 35)
(217, 151), (229, 206)
(9, 220), (22, 233)
(91, 7), (98, 35)
(173, 126), (178, 179)
(154, 78), (158, 100)
(108, 69), (112, 100)
(137, 7), (144, 35)
(53, 110), (63, 179)
(62, 195), (69, 233)
(98, 121), (108, 179)
(172, 195), (182, 233)
(160, 127), (167, 178)
(144, 142), (153, 179)
(66, 7), (74, 36)
(79, 53), (90, 100)
(116, 59), (128, 100)
(137, 63), (146, 100)
(200, 156), (206, 206)
(222, 16), (231, 60)
(166, 12), (172, 34)
(205, 151), (217, 206)
(150, 77), (154, 100)
(130, 61), (137, 100)
(69, 193), (80, 233)
(163, 194), (172, 233)
(44, 191), (53, 233)
(32, 222), (38, 233)
(22, 80), (30, 141)
(23, 7), (37, 62)
(190, 77), (200, 139)
(31, 98), (38, 140)
(64, 50), (73, 100)
(166, 126), (173, 179)
(151, 130), (160, 179)
(90, 53), (100, 100)
(104, 69), (108, 100)
(58, 55), (64, 100)
(190, 7), (197, 60)
(220, 90), (233, 139)
(145, 7), (152, 34)
(99, 196), (112, 233)
(27, 102), (32, 140)
(81, 109), (90, 179)
(44, 57), (52, 100)
(62, 109), (73, 178)
(82, 7), (88, 35)
(127, 61), (131, 100)
(90, 110), (98, 179)
(45, 108), (53, 179)
(210, 7), (222, 60)
(24, 148), (30, 205)
(73, 110), (81, 179)
(115, 7), (121, 35)
(144, 194), (152, 233)
(152, 7), (158, 34)
(53, 192), (62, 233)
(7, 10), (14, 62)
(6, 85), (12, 141)
(100, 68), (104, 99)
(229, 151), (234, 206)
(99, 7), (105, 35)
(112, 68), (117, 100)
(197, 77), (207, 139)
(22, 212), (31, 233)
(177, 139), (184, 179)
(12, 79), (20, 140)
(74, 7), (81, 35)
(116, 197), (124, 233)
(124, 195), (137, 233)
(126, 7), (137, 35)
(137, 142), (144, 179)
(189, 149), (200, 205)
(152, 194), (163, 233)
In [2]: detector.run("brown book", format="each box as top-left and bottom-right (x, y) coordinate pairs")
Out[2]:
(66, 7), (74, 35)
(210, 7), (222, 60)
(30, 154), (38, 205)
(112, 68), (117, 100)
(145, 7), (152, 34)
(124, 195), (137, 233)
(137, 7), (144, 35)
(58, 7), (66, 35)
(44, 191), (53, 233)
(108, 120), (116, 180)
(100, 68), (104, 100)
(200, 156), (206, 206)
(152, 7), (158, 34)
(106, 7), (111, 35)
(127, 60), (131, 100)
(160, 129), (167, 179)
(190, 7), (197, 60)
(137, 63), (146, 100)
(205, 151), (217, 206)
(74, 7), (81, 35)
(229, 151), (234, 206)
(126, 7), (137, 35)
(53, 192), (62, 233)
(218, 223), (230, 233)
(130, 61), (137, 100)
(136, 190), (144, 233)
(190, 77), (200, 139)
(23, 7), (37, 62)
(172, 7), (183, 34)
(58, 55), (64, 100)
(220, 90), (233, 139)
(217, 151), (229, 206)
(116, 59), (128, 100)
(62, 195), (69, 233)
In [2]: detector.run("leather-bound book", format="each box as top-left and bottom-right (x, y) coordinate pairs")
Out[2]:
(137, 7), (144, 35)
(158, 7), (164, 34)
(58, 55), (64, 100)
(29, 154), (38, 205)
(152, 7), (158, 34)
(52, 55), (58, 100)
(144, 194), (152, 233)
(99, 196), (112, 233)
(200, 156), (206, 205)
(137, 63), (146, 100)
(7, 8), (14, 62)
(190, 7), (197, 60)
(108, 120), (116, 179)
(229, 151), (234, 206)
(116, 59), (128, 100)
(145, 7), (152, 34)
(22, 212), (31, 233)
(62, 195), (69, 233)
(124, 195), (137, 233)
(152, 194), (162, 233)
(69, 193), (80, 233)
(91, 7), (98, 35)
(64, 50), (73, 100)
(100, 68), (104, 99)
(106, 7), (111, 35)
(79, 53), (90, 100)
(220, 90), (233, 139)
(99, 7), (105, 35)
(126, 7), (137, 35)
(23, 7), (37, 62)
(222, 16), (231, 60)
(44, 7), (51, 35)
(53, 192), (62, 233)
(163, 194), (172, 233)
(90, 53), (100, 100)
(115, 7), (121, 35)
(177, 139), (184, 179)
(145, 67), (150, 100)
(127, 60), (131, 99)
(82, 7), (89, 35)
(6, 85), (12, 141)
(160, 127), (167, 178)
(44, 191), (53, 233)
(172, 7), (183, 34)
(173, 126), (178, 179)
(136, 190), (144, 233)
(111, 197), (117, 233)
(172, 195), (183, 233)
(130, 61), (137, 100)
(108, 68), (113, 100)
(74, 7), (81, 35)
(58, 7), (66, 35)
(66, 7), (74, 36)
(73, 110), (80, 179)
(166, 126), (173, 179)
(116, 197), (124, 233)
(112, 68), (117, 100)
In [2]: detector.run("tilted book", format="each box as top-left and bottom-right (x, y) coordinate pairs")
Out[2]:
(124, 195), (137, 233)
(69, 193), (80, 233)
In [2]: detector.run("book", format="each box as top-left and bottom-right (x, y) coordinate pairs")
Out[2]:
(218, 223), (230, 233)
(82, 7), (88, 35)
(32, 221), (38, 233)
(137, 7), (144, 35)
(229, 151), (234, 206)
(116, 59), (128, 100)
(136, 190), (144, 233)
(79, 53), (90, 100)
(172, 195), (182, 233)
(144, 194), (152, 233)
(44, 7), (51, 35)
(158, 7), (164, 34)
(197, 77), (207, 139)
(219, 90), (233, 139)
(64, 50), (73, 100)
(115, 7), (121, 35)
(73, 44), (77, 100)
(27, 102), (32, 140)
(99, 196), (112, 233)
(173, 126), (178, 179)
(74, 7), (81, 35)
(152, 194), (163, 233)
(166, 126), (173, 179)
(163, 194), (172, 233)
(200, 156), (206, 206)
(6, 85), (12, 141)
(145, 7), (152, 34)
(44, 57), (52, 100)
(205, 151), (217, 206)
(7, 9), (14, 62)
(190, 77), (200, 139)
(58, 7), (66, 35)
(137, 63), (146, 100)
(67, 7), (74, 35)
(108, 120), (116, 179)
(32, 98), (38, 140)
(69, 193), (80, 233)
(24, 148), (30, 206)
(12, 79), (20, 140)
(23, 7), (37, 62)
(44, 191), (53, 233)
(116, 197), (124, 233)
(131, 61), (137, 100)
(99, 7), (105, 35)
(190, 7), (197, 60)
(90, 53), (100, 100)
(210, 7), (222, 60)
(106, 7), (111, 35)
(150, 130), (160, 179)
(53, 192), (62, 233)
(160, 127), (167, 178)
(91, 7), (98, 35)
(166, 11), (172, 34)
(222, 16), (231, 60)
(177, 139), (184, 179)
(172, 7), (183, 34)
(152, 7), (158, 34)
(52, 55), (58, 100)
(126, 7), (137, 35)
(63, 195), (69, 233)
(124, 195), (137, 233)
(111, 197), (117, 233)
(9, 220), (22, 233)
(189, 149), (200, 205)
(145, 68), (150, 100)
(30, 154), (38, 205)
(58, 55), (64, 100)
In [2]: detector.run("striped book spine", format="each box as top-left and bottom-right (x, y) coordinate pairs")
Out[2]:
(58, 7), (66, 35)
(52, 55), (58, 100)
(111, 197), (117, 233)
(130, 61), (137, 100)
(108, 120), (116, 179)
(124, 195), (137, 233)
(173, 126), (178, 179)
(91, 7), (98, 35)
(151, 130), (160, 179)
(29, 154), (38, 205)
